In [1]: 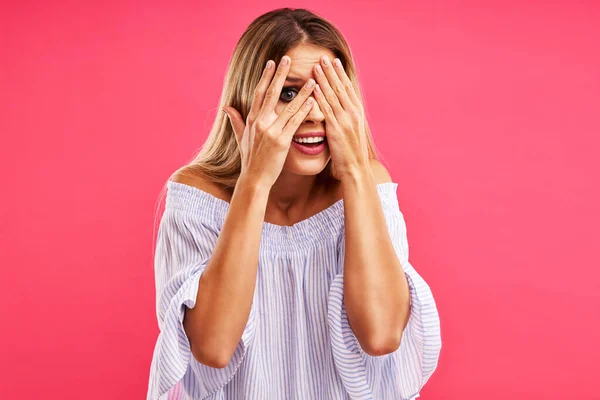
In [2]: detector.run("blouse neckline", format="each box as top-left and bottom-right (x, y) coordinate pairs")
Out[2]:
(165, 180), (398, 253)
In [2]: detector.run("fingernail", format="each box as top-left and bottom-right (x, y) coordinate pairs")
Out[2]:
(281, 56), (289, 66)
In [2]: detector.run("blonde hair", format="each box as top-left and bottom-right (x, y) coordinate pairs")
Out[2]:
(153, 8), (383, 251)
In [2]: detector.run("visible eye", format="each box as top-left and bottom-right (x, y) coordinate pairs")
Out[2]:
(280, 86), (299, 103)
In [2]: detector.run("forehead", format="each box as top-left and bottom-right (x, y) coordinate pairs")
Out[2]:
(285, 44), (336, 80)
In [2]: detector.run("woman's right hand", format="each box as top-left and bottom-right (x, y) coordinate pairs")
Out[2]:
(222, 55), (316, 189)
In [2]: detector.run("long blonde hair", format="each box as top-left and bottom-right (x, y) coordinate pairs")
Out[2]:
(153, 8), (383, 251)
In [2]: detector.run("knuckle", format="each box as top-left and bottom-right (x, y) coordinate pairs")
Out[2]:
(335, 83), (345, 94)
(254, 86), (264, 97)
(286, 104), (299, 114)
(265, 127), (278, 138)
(289, 114), (301, 126)
(255, 120), (267, 132)
(275, 136), (288, 148)
(344, 81), (354, 92)
(264, 87), (276, 98)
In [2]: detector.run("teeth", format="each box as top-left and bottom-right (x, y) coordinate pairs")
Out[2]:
(293, 136), (325, 144)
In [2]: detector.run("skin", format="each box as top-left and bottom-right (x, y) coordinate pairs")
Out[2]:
(178, 44), (411, 367)
(265, 43), (338, 226)
(304, 47), (411, 355)
(275, 46), (414, 352)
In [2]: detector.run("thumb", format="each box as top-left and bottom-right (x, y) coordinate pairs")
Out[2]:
(222, 106), (245, 144)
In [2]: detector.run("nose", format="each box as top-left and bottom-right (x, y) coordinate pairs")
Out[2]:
(302, 95), (325, 124)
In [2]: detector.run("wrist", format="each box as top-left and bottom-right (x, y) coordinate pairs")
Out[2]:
(339, 163), (375, 190)
(235, 173), (272, 200)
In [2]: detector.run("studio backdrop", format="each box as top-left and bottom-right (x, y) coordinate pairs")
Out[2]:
(1, 1), (598, 399)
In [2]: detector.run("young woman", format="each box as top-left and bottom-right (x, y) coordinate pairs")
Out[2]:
(147, 8), (441, 400)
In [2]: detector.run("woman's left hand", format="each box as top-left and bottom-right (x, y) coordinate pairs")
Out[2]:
(312, 55), (370, 181)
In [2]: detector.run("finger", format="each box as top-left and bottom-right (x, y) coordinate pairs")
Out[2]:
(313, 56), (344, 116)
(248, 60), (277, 122)
(222, 106), (245, 144)
(260, 55), (291, 114)
(320, 55), (353, 111)
(280, 96), (315, 142)
(313, 83), (337, 125)
(332, 57), (362, 110)
(270, 78), (316, 135)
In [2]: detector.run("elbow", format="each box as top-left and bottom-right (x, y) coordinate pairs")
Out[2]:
(185, 319), (233, 369)
(184, 307), (234, 368)
(361, 331), (402, 357)
(190, 342), (232, 369)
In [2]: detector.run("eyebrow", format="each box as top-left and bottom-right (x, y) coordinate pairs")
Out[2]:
(285, 76), (306, 84)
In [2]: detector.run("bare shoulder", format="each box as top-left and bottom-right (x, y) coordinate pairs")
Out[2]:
(369, 158), (393, 185)
(170, 170), (233, 203)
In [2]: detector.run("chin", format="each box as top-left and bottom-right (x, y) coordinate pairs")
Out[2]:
(283, 150), (331, 176)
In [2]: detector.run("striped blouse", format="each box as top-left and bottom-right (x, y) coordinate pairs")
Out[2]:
(146, 180), (442, 400)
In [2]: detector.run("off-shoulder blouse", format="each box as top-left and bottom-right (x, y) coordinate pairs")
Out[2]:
(146, 180), (442, 400)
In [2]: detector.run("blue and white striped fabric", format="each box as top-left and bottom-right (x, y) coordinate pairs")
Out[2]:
(146, 180), (442, 400)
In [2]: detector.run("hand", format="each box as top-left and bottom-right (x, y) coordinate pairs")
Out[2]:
(311, 55), (370, 181)
(222, 56), (316, 189)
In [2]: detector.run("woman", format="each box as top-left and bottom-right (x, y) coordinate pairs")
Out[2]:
(147, 7), (441, 400)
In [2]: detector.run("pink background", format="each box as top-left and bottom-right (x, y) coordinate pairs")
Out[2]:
(1, 1), (598, 399)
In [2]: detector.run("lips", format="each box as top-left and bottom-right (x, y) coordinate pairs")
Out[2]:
(291, 138), (327, 155)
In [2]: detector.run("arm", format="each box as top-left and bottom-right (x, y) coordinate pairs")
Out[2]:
(180, 174), (270, 368)
(341, 159), (411, 356)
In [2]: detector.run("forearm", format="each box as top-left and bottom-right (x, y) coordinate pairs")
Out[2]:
(184, 175), (269, 367)
(341, 166), (411, 355)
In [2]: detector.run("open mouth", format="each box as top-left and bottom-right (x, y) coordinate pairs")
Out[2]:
(292, 138), (326, 147)
(291, 137), (328, 155)
(295, 140), (324, 147)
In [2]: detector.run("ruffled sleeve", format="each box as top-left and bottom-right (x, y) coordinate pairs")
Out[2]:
(146, 206), (258, 400)
(327, 183), (442, 400)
